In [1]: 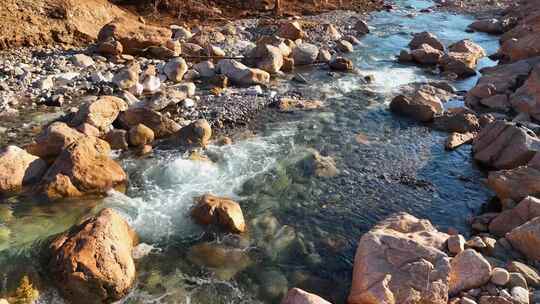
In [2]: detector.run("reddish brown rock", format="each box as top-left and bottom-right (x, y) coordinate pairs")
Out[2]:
(128, 124), (154, 147)
(448, 39), (486, 60)
(104, 129), (129, 150)
(191, 194), (246, 233)
(329, 57), (353, 71)
(409, 31), (445, 51)
(510, 64), (540, 120)
(71, 96), (128, 132)
(277, 98), (323, 112)
(348, 212), (450, 304)
(175, 119), (212, 148)
(507, 216), (540, 261)
(26, 122), (84, 159)
(281, 288), (332, 304)
(411, 43), (444, 65)
(433, 110), (480, 133)
(445, 132), (476, 150)
(0, 146), (47, 193)
(49, 208), (137, 304)
(277, 21), (305, 41)
(449, 249), (492, 295)
(41, 136), (127, 199)
(118, 107), (181, 138)
(390, 90), (444, 122)
(439, 52), (478, 78)
(487, 166), (540, 202)
(489, 196), (540, 237)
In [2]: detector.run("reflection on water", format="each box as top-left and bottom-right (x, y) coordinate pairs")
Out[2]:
(1, 0), (498, 302)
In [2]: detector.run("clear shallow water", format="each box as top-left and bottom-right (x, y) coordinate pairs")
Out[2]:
(0, 1), (499, 303)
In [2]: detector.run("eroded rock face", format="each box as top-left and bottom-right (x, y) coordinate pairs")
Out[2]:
(507, 216), (540, 261)
(97, 19), (172, 55)
(191, 194), (246, 233)
(41, 136), (127, 199)
(26, 122), (84, 159)
(281, 288), (332, 304)
(0, 146), (47, 193)
(487, 166), (540, 202)
(472, 121), (540, 170)
(70, 96), (128, 132)
(49, 208), (137, 304)
(489, 196), (540, 237)
(348, 212), (450, 304)
(449, 249), (492, 296)
(510, 64), (540, 120)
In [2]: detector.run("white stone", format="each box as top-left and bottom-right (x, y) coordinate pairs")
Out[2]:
(71, 54), (95, 68)
(142, 76), (161, 93)
(128, 83), (144, 96)
(36, 75), (55, 90)
(55, 72), (79, 86)
(511, 286), (529, 304)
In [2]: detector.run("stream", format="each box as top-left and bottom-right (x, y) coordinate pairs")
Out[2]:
(0, 0), (500, 303)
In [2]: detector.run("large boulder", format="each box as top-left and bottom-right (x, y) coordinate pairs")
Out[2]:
(390, 89), (444, 122)
(49, 208), (137, 304)
(472, 121), (540, 170)
(191, 194), (246, 233)
(468, 19), (504, 34)
(0, 146), (47, 193)
(163, 57), (188, 83)
(489, 196), (540, 237)
(216, 59), (270, 86)
(175, 119), (212, 148)
(510, 63), (540, 120)
(439, 52), (478, 78)
(487, 166), (540, 202)
(348, 212), (450, 304)
(247, 44), (284, 74)
(411, 44), (444, 65)
(292, 43), (320, 65)
(449, 249), (492, 295)
(432, 109), (480, 133)
(118, 107), (181, 138)
(507, 216), (540, 261)
(501, 34), (540, 63)
(70, 96), (128, 132)
(26, 122), (85, 159)
(40, 136), (127, 199)
(97, 19), (172, 55)
(281, 288), (332, 304)
(409, 31), (445, 51)
(448, 39), (486, 60)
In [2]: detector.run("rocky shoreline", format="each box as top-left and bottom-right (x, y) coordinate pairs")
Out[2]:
(1, 0), (540, 303)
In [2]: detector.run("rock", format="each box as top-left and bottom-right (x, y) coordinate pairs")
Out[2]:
(119, 107), (181, 138)
(348, 212), (450, 304)
(97, 20), (172, 55)
(478, 296), (513, 304)
(480, 94), (511, 111)
(411, 44), (444, 65)
(470, 84), (496, 99)
(96, 39), (123, 56)
(390, 90), (444, 122)
(398, 49), (413, 62)
(128, 124), (154, 147)
(487, 166), (540, 202)
(281, 288), (331, 304)
(468, 19), (504, 34)
(277, 21), (305, 40)
(49, 208), (137, 304)
(163, 57), (188, 83)
(433, 110), (480, 133)
(448, 39), (486, 60)
(250, 44), (284, 73)
(171, 25), (192, 41)
(466, 236), (487, 249)
(191, 194), (246, 233)
(409, 31), (445, 51)
(257, 35), (292, 57)
(445, 132), (476, 150)
(491, 268), (510, 286)
(323, 23), (341, 40)
(354, 19), (370, 35)
(259, 270), (289, 300)
(175, 119), (212, 148)
(282, 57), (295, 72)
(510, 64), (540, 120)
(302, 150), (339, 178)
(71, 54), (95, 68)
(40, 136), (127, 199)
(216, 59), (270, 86)
(112, 64), (140, 90)
(508, 272), (528, 289)
(317, 48), (332, 63)
(142, 75), (161, 93)
(292, 43), (319, 65)
(344, 35), (361, 45)
(187, 242), (251, 280)
(511, 286), (529, 304)
(329, 57), (353, 71)
(70, 96), (127, 132)
(506, 261), (540, 287)
(501, 34), (540, 63)
(26, 122), (84, 159)
(472, 121), (540, 170)
(105, 129), (129, 150)
(277, 98), (323, 112)
(460, 297), (477, 304)
(0, 146), (47, 193)
(181, 42), (204, 57)
(506, 216), (540, 261)
(76, 123), (101, 137)
(439, 52), (478, 78)
(136, 144), (152, 156)
(335, 40), (354, 53)
(489, 196), (540, 237)
(194, 60), (216, 78)
(448, 234), (466, 255)
(449, 249), (492, 295)
(35, 75), (55, 90)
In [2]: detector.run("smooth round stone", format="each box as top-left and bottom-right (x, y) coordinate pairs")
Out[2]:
(511, 286), (529, 304)
(491, 268), (510, 286)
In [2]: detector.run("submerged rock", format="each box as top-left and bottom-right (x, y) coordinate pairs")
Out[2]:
(277, 98), (323, 112)
(348, 212), (450, 304)
(191, 194), (246, 233)
(187, 242), (252, 280)
(0, 146), (47, 194)
(301, 150), (339, 178)
(49, 208), (137, 304)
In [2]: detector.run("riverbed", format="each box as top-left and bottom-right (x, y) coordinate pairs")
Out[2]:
(0, 0), (500, 303)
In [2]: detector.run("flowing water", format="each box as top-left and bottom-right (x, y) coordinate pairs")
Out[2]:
(0, 0), (501, 303)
